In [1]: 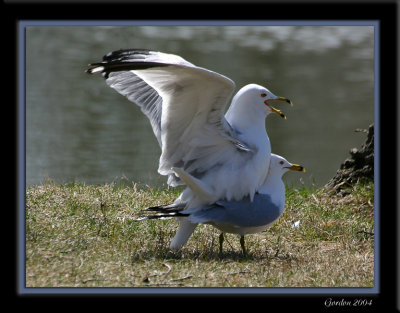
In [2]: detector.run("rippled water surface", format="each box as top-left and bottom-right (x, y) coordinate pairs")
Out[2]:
(26, 25), (374, 187)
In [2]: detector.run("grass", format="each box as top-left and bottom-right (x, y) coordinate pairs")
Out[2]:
(25, 180), (374, 288)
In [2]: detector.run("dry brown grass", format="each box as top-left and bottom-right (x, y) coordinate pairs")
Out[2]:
(25, 181), (374, 288)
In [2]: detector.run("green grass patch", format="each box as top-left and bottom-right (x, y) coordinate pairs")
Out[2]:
(25, 181), (374, 288)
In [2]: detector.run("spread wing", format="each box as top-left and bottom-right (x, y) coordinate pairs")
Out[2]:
(87, 49), (254, 186)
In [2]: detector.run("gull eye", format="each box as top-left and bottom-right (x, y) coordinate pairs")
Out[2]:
(279, 161), (284, 165)
(260, 93), (267, 98)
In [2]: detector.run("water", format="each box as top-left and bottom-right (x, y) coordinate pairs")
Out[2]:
(25, 25), (374, 188)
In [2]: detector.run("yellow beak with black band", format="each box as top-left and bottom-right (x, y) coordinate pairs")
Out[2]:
(264, 97), (293, 119)
(286, 163), (306, 172)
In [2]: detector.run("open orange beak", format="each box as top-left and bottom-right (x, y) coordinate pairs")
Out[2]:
(264, 96), (293, 119)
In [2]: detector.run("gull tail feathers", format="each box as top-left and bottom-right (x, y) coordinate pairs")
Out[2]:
(172, 167), (214, 201)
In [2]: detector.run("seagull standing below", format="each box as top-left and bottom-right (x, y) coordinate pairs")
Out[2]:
(138, 154), (305, 254)
(86, 49), (292, 249)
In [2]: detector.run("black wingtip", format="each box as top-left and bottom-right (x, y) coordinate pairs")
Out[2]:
(86, 49), (168, 79)
(145, 204), (185, 213)
(102, 48), (153, 62)
(145, 205), (167, 212)
(85, 63), (105, 75)
(135, 211), (189, 222)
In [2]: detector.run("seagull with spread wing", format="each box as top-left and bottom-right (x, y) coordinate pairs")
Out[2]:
(87, 49), (292, 249)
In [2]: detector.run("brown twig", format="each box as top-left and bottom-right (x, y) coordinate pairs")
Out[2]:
(227, 271), (250, 276)
(357, 230), (374, 236)
(142, 263), (172, 283)
(171, 275), (193, 281)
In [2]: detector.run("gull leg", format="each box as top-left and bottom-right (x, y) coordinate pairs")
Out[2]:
(219, 233), (224, 254)
(169, 218), (197, 250)
(240, 235), (246, 256)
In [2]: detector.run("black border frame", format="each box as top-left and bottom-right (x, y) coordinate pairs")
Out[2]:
(9, 1), (397, 311)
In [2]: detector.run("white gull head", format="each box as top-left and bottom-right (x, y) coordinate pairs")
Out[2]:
(225, 84), (290, 131)
(258, 153), (306, 206)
